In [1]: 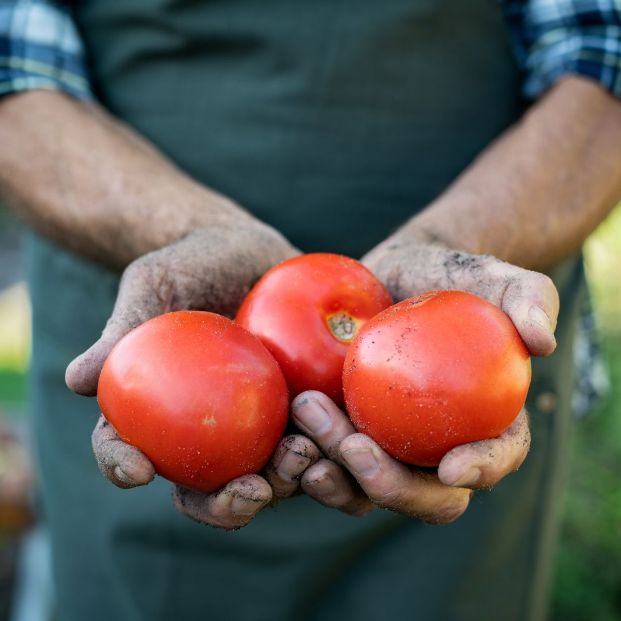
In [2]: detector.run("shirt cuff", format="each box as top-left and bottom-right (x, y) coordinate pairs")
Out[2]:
(522, 26), (621, 100)
(0, 1), (93, 100)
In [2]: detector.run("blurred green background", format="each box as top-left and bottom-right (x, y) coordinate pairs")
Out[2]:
(0, 206), (620, 619)
(551, 205), (621, 621)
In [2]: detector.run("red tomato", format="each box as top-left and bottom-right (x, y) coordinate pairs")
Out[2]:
(236, 253), (393, 404)
(343, 290), (531, 466)
(98, 311), (289, 493)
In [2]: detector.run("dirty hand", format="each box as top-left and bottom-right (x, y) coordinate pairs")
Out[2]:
(289, 237), (559, 523)
(65, 220), (321, 529)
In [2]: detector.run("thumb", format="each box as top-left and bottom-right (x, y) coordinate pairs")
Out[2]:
(65, 321), (129, 397)
(65, 258), (163, 396)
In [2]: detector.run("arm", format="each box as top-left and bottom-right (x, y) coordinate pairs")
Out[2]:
(0, 2), (314, 529)
(392, 77), (621, 271)
(0, 1), (266, 269)
(0, 90), (286, 270)
(0, 92), (314, 528)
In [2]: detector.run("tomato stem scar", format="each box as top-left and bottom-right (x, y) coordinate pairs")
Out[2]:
(327, 312), (361, 343)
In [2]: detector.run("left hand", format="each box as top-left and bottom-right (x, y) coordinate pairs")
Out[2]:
(289, 235), (559, 523)
(66, 221), (317, 530)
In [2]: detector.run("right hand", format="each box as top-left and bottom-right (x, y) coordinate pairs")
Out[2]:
(65, 220), (321, 529)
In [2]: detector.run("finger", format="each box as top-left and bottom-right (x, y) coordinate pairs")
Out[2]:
(484, 261), (559, 357)
(66, 257), (163, 396)
(339, 434), (471, 524)
(301, 459), (375, 517)
(291, 391), (357, 460)
(172, 474), (272, 530)
(264, 434), (321, 499)
(91, 416), (155, 488)
(438, 409), (531, 489)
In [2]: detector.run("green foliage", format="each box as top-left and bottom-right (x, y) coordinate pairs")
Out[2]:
(0, 370), (26, 418)
(552, 206), (621, 620)
(552, 337), (621, 620)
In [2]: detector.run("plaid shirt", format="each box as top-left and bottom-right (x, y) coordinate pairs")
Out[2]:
(1, 0), (620, 101)
(0, 0), (90, 98)
(504, 0), (621, 98)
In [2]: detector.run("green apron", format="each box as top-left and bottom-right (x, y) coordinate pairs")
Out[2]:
(27, 1), (583, 619)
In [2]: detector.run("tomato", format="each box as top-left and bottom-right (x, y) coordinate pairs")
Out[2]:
(236, 253), (392, 404)
(343, 290), (531, 466)
(97, 311), (289, 493)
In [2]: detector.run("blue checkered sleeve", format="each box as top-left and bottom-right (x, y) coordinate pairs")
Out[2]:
(504, 0), (621, 99)
(0, 0), (91, 99)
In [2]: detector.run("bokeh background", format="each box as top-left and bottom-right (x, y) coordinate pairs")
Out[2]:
(0, 203), (619, 620)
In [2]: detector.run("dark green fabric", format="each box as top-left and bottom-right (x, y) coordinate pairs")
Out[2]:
(28, 1), (581, 619)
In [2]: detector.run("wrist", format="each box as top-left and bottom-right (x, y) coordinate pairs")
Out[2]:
(186, 216), (298, 276)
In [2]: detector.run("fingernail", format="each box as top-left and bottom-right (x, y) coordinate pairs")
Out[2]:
(277, 452), (311, 481)
(231, 496), (264, 516)
(450, 467), (481, 488)
(341, 446), (380, 477)
(529, 306), (553, 334)
(113, 465), (135, 485)
(293, 399), (332, 435)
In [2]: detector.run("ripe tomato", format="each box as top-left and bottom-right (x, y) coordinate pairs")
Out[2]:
(98, 311), (289, 493)
(343, 290), (531, 466)
(236, 253), (392, 404)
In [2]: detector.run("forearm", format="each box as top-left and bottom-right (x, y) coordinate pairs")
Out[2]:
(0, 91), (256, 269)
(401, 76), (621, 271)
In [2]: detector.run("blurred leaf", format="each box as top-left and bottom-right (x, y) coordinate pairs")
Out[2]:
(0, 283), (31, 373)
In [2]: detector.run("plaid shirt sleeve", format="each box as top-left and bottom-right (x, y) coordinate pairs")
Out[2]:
(0, 0), (92, 99)
(504, 0), (621, 99)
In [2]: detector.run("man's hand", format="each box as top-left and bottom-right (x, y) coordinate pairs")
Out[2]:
(287, 239), (558, 523)
(363, 234), (559, 356)
(64, 221), (316, 529)
(294, 74), (621, 524)
(0, 90), (321, 529)
(66, 221), (296, 396)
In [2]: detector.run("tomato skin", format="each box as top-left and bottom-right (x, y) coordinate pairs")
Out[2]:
(236, 253), (393, 404)
(343, 291), (531, 466)
(97, 311), (289, 493)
